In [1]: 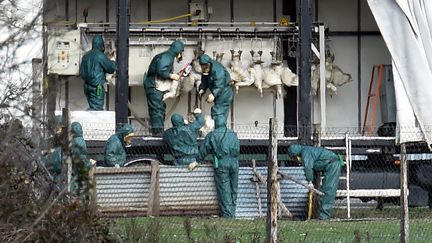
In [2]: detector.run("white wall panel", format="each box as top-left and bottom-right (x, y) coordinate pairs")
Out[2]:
(151, 0), (188, 22)
(325, 37), (358, 128)
(130, 0), (148, 23)
(58, 76), (88, 110)
(44, 0), (66, 23)
(208, 0), (230, 22)
(234, 0), (274, 22)
(76, 0), (106, 23)
(361, 0), (379, 31)
(318, 0), (357, 31)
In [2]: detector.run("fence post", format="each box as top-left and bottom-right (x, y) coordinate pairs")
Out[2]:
(148, 160), (160, 216)
(400, 143), (409, 243)
(266, 118), (278, 243)
(61, 108), (72, 192)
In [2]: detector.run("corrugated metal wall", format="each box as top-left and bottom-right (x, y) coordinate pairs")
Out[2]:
(158, 165), (219, 216)
(95, 165), (308, 218)
(237, 167), (308, 218)
(95, 168), (151, 213)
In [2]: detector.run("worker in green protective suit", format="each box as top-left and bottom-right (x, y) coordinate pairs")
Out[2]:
(42, 115), (64, 186)
(80, 34), (116, 110)
(70, 122), (93, 196)
(70, 122), (91, 169)
(143, 40), (184, 137)
(287, 144), (342, 220)
(198, 54), (233, 124)
(163, 108), (205, 166)
(191, 116), (240, 218)
(104, 124), (134, 167)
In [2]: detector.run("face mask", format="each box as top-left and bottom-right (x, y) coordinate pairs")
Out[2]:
(176, 53), (183, 63)
(55, 127), (63, 135)
(123, 133), (135, 146)
(201, 64), (211, 74)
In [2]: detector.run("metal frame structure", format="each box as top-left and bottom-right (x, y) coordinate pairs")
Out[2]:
(79, 22), (327, 137)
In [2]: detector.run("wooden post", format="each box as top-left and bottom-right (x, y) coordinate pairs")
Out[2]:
(61, 108), (72, 192)
(400, 143), (409, 243)
(266, 118), (278, 243)
(148, 160), (160, 216)
(89, 165), (97, 209)
(252, 159), (263, 217)
(31, 58), (43, 147)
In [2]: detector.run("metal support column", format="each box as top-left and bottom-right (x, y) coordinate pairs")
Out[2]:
(298, 0), (312, 143)
(282, 0), (297, 137)
(400, 143), (409, 243)
(116, 0), (130, 127)
(318, 24), (326, 129)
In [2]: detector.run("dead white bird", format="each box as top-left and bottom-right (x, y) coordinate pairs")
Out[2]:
(311, 53), (353, 96)
(212, 51), (225, 63)
(106, 73), (115, 87)
(246, 51), (265, 96)
(330, 65), (352, 87)
(281, 66), (298, 87)
(160, 79), (179, 101)
(180, 59), (202, 94)
(263, 63), (283, 98)
(200, 114), (215, 137)
(229, 51), (252, 93)
(247, 62), (264, 96)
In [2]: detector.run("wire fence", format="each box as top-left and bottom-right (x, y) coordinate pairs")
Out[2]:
(68, 119), (431, 242)
(3, 116), (432, 242)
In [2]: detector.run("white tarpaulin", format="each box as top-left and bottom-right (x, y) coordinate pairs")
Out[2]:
(368, 0), (432, 147)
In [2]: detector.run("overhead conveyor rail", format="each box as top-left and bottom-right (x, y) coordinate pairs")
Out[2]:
(77, 22), (300, 37)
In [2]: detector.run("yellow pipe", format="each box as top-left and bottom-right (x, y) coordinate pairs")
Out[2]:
(136, 13), (192, 24)
(308, 190), (313, 220)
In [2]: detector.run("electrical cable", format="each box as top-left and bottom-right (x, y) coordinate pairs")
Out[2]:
(135, 13), (193, 24)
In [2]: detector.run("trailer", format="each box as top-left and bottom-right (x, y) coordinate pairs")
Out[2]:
(41, 0), (432, 218)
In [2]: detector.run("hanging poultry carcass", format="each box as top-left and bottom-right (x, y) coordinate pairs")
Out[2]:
(311, 51), (353, 96)
(263, 62), (283, 98)
(180, 58), (202, 94)
(244, 50), (265, 96)
(229, 50), (253, 93)
(161, 49), (205, 101)
(199, 114), (215, 137)
(157, 77), (179, 101)
(281, 66), (298, 87)
(248, 62), (265, 97)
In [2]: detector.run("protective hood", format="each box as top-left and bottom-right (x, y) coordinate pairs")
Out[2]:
(171, 113), (185, 127)
(70, 122), (83, 138)
(214, 116), (226, 128)
(169, 40), (185, 55)
(116, 124), (134, 139)
(54, 115), (62, 128)
(288, 144), (303, 157)
(92, 34), (105, 51)
(199, 54), (213, 65)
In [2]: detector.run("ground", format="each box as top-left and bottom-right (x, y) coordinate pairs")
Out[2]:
(110, 207), (432, 242)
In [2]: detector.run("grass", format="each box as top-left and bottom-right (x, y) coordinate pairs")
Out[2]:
(110, 208), (432, 242)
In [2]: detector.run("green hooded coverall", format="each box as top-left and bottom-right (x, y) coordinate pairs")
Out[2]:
(287, 144), (342, 220)
(80, 34), (116, 110)
(163, 113), (205, 166)
(104, 124), (134, 167)
(143, 40), (185, 136)
(43, 116), (64, 186)
(198, 116), (240, 218)
(70, 122), (92, 194)
(198, 54), (233, 124)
